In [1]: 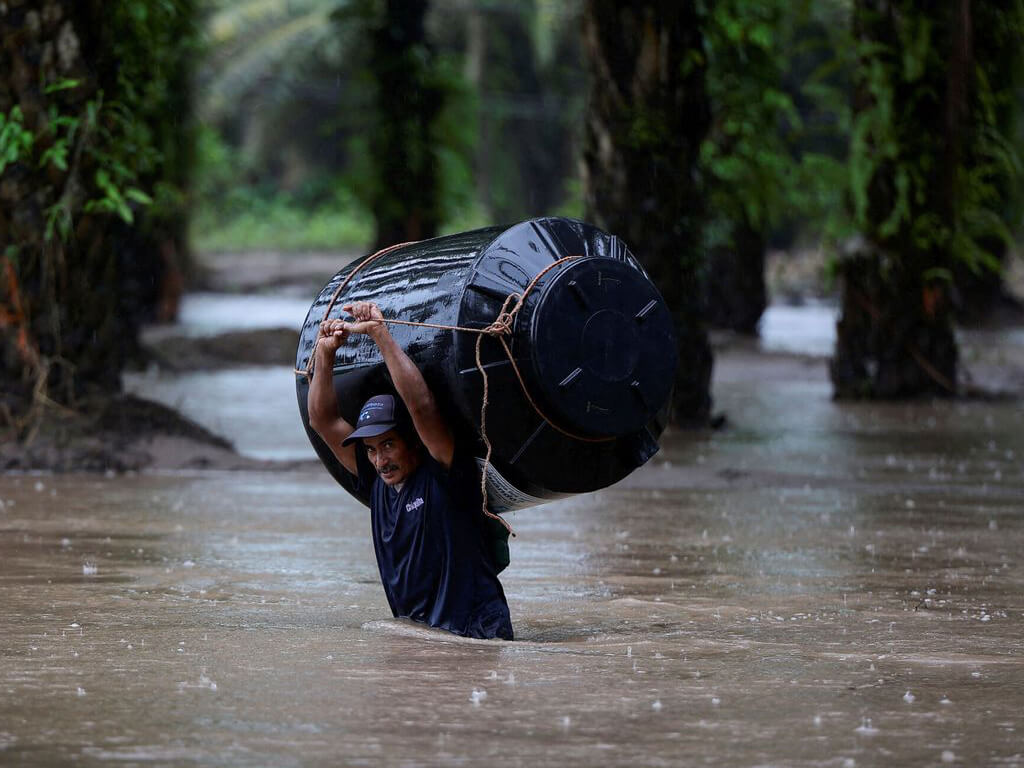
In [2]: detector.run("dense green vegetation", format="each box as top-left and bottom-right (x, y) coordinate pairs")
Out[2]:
(702, 0), (850, 331)
(3, 0), (1023, 434)
(1, 0), (197, 427)
(832, 0), (1024, 398)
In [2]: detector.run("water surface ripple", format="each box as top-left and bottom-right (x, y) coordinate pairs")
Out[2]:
(3, 363), (1023, 766)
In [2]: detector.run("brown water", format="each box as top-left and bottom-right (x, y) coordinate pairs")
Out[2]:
(4, 353), (1024, 766)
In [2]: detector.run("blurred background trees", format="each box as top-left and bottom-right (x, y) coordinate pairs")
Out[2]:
(3, 0), (1023, 433)
(191, 0), (585, 251)
(701, 0), (850, 334)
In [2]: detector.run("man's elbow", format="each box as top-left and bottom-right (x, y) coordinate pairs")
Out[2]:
(307, 409), (330, 436)
(405, 387), (438, 420)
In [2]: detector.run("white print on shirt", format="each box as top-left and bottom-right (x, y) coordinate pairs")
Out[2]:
(405, 497), (425, 513)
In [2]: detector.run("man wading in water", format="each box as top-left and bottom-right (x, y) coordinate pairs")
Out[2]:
(307, 301), (514, 640)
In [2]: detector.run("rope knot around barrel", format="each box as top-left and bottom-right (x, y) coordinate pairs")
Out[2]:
(481, 293), (521, 337)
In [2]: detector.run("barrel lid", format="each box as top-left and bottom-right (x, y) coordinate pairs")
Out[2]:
(529, 257), (677, 438)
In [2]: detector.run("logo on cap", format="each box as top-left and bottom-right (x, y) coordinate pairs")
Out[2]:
(342, 394), (401, 447)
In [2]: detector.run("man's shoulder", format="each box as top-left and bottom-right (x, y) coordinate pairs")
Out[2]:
(421, 446), (480, 482)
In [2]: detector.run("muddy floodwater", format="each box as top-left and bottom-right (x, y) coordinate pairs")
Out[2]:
(5, 326), (1024, 766)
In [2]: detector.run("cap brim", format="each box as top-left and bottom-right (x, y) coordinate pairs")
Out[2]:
(341, 422), (397, 447)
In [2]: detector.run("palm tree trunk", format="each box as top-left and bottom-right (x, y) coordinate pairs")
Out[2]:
(369, 0), (444, 250)
(1, 1), (194, 426)
(581, 0), (713, 425)
(832, 0), (961, 399)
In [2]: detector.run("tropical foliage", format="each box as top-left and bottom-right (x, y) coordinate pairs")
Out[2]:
(832, 0), (1024, 398)
(4, 0), (1024, 433)
(1, 0), (198, 427)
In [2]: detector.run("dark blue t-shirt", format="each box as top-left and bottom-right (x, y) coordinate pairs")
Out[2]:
(355, 448), (513, 640)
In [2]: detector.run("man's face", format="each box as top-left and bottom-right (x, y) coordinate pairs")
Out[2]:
(363, 430), (419, 487)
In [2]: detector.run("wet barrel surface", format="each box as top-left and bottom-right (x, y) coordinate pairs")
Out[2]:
(295, 217), (676, 509)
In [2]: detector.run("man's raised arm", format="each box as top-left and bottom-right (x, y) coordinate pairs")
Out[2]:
(306, 319), (360, 476)
(343, 302), (455, 469)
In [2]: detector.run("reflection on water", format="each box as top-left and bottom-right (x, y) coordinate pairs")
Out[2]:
(759, 302), (838, 357)
(758, 302), (1024, 361)
(173, 292), (313, 337)
(6, 350), (1024, 765)
(123, 366), (314, 461)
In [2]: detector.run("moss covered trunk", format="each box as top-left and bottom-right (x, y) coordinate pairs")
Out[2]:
(832, 0), (962, 399)
(0, 1), (195, 431)
(581, 0), (713, 426)
(833, 0), (1023, 397)
(832, 251), (957, 398)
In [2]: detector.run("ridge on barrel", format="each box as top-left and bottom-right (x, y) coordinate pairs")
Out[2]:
(295, 217), (677, 512)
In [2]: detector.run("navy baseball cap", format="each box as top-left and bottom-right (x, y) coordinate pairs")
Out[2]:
(342, 394), (403, 446)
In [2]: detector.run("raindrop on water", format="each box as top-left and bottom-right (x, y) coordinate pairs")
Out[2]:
(855, 717), (878, 735)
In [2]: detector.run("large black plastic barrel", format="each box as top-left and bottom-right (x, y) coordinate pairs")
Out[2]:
(295, 217), (677, 512)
